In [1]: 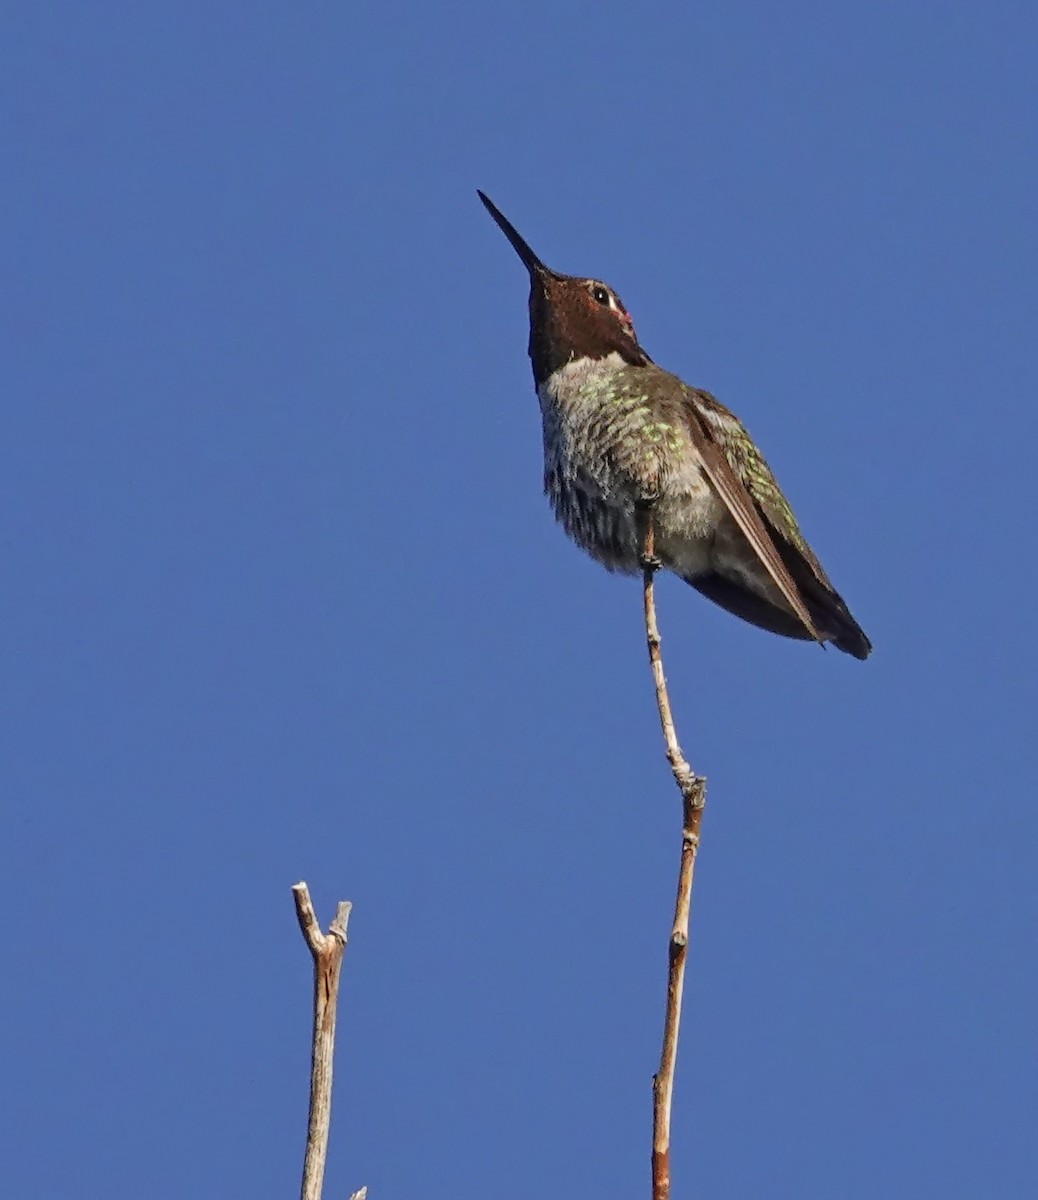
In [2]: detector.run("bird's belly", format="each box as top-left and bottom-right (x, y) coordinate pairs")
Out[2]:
(655, 486), (725, 577)
(548, 476), (643, 572)
(549, 456), (724, 577)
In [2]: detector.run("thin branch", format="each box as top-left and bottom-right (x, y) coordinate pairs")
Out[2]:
(292, 881), (354, 1200)
(637, 507), (708, 1200)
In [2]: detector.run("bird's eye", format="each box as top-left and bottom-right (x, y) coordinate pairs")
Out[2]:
(591, 284), (612, 306)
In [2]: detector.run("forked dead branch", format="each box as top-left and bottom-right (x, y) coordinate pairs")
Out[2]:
(292, 882), (358, 1200)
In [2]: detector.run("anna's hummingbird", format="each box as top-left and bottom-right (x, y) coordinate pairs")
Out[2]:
(478, 191), (871, 659)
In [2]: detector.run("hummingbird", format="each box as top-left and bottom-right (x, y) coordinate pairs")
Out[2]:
(478, 191), (871, 659)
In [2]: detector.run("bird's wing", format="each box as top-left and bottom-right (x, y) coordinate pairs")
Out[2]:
(681, 387), (824, 644)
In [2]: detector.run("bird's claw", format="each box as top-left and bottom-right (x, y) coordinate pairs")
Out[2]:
(640, 550), (663, 571)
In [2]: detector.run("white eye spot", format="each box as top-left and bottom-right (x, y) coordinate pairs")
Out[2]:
(590, 284), (612, 307)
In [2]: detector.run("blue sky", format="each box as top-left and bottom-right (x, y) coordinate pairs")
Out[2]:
(4, 3), (1036, 1196)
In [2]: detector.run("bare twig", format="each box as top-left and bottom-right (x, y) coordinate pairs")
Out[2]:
(292, 882), (354, 1200)
(637, 507), (708, 1200)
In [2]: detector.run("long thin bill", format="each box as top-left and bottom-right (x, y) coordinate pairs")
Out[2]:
(477, 191), (549, 276)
